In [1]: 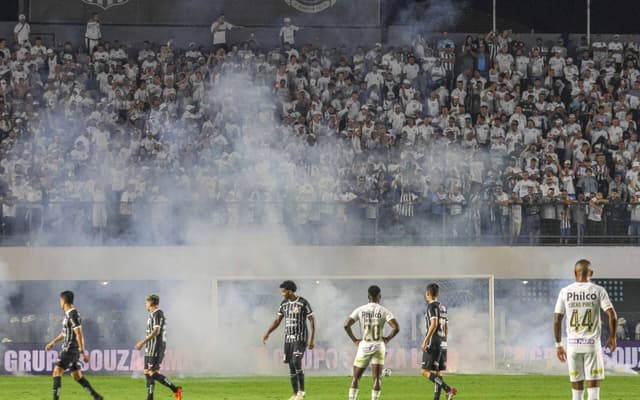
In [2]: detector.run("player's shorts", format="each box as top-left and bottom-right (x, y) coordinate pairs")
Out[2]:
(144, 346), (166, 371)
(56, 349), (82, 372)
(354, 341), (386, 369)
(283, 341), (307, 364)
(422, 345), (447, 371)
(567, 350), (605, 382)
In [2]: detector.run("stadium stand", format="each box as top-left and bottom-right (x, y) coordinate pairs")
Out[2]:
(1, 18), (640, 246)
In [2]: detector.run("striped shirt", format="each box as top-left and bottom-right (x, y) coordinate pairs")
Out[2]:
(145, 309), (166, 357)
(426, 301), (448, 347)
(278, 297), (313, 343)
(61, 308), (82, 352)
(397, 190), (417, 217)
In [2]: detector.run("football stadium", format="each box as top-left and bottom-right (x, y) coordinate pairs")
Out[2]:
(0, 1), (639, 399)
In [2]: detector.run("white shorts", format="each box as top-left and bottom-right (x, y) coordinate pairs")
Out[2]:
(567, 350), (605, 382)
(354, 341), (386, 369)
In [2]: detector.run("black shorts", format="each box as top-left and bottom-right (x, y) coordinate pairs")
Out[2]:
(144, 347), (166, 371)
(56, 349), (82, 372)
(283, 341), (307, 364)
(422, 346), (447, 371)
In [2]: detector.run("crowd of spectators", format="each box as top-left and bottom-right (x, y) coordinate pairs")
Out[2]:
(2, 14), (640, 245)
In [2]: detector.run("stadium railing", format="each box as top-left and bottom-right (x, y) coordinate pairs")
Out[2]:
(0, 200), (638, 246)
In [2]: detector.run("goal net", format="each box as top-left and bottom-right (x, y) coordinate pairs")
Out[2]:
(214, 275), (495, 375)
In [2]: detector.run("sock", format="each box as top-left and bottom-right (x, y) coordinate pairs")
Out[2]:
(289, 362), (299, 394)
(428, 373), (451, 393)
(587, 387), (600, 400)
(349, 388), (359, 400)
(153, 374), (179, 393)
(77, 377), (99, 397)
(296, 369), (305, 393)
(53, 376), (62, 400)
(572, 389), (584, 400)
(146, 374), (155, 400)
(290, 373), (299, 394)
(372, 389), (381, 400)
(434, 382), (442, 400)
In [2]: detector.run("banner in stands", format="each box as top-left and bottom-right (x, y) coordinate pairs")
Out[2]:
(0, 344), (191, 374)
(2, 342), (639, 375)
(0, 343), (452, 375)
(501, 342), (640, 372)
(29, 0), (379, 27)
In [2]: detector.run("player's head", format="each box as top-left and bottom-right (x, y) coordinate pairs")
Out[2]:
(574, 259), (593, 282)
(425, 283), (440, 302)
(146, 294), (160, 311)
(368, 285), (381, 302)
(59, 290), (74, 308)
(279, 280), (297, 299)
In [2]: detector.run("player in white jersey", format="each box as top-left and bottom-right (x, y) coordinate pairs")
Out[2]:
(344, 285), (400, 400)
(554, 259), (617, 400)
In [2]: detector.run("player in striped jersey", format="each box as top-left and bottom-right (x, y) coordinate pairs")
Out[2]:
(45, 291), (103, 400)
(344, 285), (400, 400)
(263, 281), (316, 400)
(134, 294), (182, 400)
(421, 283), (457, 400)
(554, 260), (617, 400)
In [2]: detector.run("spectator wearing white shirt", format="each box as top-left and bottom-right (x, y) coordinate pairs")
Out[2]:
(85, 13), (102, 54)
(211, 14), (241, 54)
(13, 15), (30, 47)
(279, 18), (300, 46)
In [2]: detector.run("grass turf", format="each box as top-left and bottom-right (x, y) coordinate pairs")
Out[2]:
(1, 374), (637, 399)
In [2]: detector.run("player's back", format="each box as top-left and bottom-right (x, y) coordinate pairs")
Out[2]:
(350, 303), (394, 343)
(554, 281), (613, 352)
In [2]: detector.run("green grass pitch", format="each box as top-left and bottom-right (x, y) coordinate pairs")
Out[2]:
(2, 374), (637, 399)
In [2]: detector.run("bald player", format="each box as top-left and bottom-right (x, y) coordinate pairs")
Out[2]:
(554, 259), (617, 400)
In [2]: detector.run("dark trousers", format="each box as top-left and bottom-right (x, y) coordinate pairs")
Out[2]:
(586, 220), (603, 243)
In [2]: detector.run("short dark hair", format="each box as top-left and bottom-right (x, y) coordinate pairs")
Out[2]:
(368, 285), (381, 298)
(146, 294), (160, 306)
(280, 280), (297, 292)
(426, 283), (440, 298)
(60, 290), (74, 304)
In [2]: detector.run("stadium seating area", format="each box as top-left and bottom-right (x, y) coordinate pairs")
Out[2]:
(1, 31), (640, 245)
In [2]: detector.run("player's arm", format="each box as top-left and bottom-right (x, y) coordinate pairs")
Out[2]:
(421, 316), (438, 352)
(605, 307), (618, 352)
(262, 314), (283, 344)
(73, 325), (90, 363)
(308, 314), (316, 350)
(45, 332), (64, 351)
(135, 325), (161, 350)
(553, 312), (566, 362)
(344, 317), (360, 346)
(383, 318), (400, 344)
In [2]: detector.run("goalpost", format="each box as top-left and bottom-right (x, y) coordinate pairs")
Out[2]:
(212, 274), (496, 374)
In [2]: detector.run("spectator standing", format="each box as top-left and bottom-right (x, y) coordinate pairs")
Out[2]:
(586, 193), (606, 242)
(629, 192), (640, 243)
(279, 18), (300, 46)
(211, 14), (241, 54)
(13, 14), (30, 47)
(540, 188), (559, 243)
(85, 13), (102, 54)
(522, 186), (541, 244)
(605, 189), (627, 241)
(447, 186), (466, 239)
(492, 184), (510, 241)
(509, 191), (522, 244)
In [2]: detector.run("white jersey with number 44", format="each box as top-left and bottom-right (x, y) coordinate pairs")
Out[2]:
(554, 282), (613, 353)
(349, 303), (394, 343)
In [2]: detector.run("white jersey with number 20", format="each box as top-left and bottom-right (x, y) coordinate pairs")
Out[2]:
(554, 282), (613, 353)
(349, 303), (394, 343)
